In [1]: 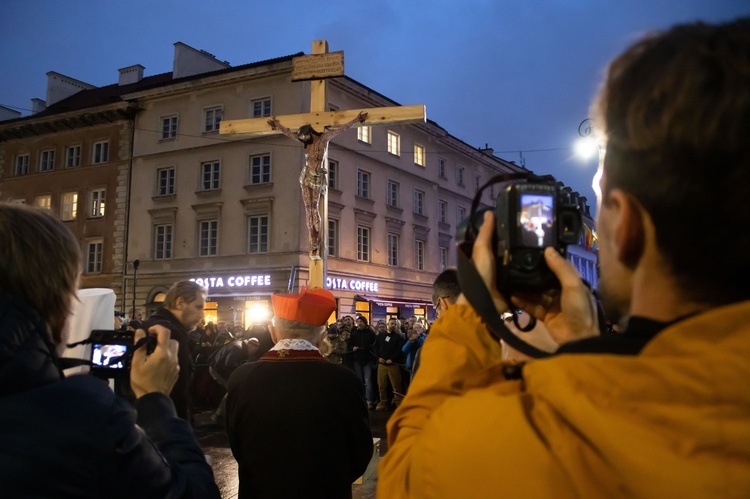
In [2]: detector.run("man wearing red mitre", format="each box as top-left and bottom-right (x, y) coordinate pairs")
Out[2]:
(226, 287), (373, 499)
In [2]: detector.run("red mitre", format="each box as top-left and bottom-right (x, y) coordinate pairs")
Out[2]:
(271, 287), (336, 326)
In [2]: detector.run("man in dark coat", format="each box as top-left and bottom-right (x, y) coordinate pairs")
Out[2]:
(226, 287), (373, 499)
(349, 315), (377, 409)
(0, 203), (219, 498)
(141, 280), (206, 423)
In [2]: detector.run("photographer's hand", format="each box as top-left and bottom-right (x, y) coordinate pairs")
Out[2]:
(130, 325), (180, 399)
(512, 247), (599, 345)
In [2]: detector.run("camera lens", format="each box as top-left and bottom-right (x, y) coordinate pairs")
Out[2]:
(520, 250), (540, 270)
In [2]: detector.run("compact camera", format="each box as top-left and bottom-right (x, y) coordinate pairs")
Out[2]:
(86, 329), (156, 378)
(460, 176), (582, 295)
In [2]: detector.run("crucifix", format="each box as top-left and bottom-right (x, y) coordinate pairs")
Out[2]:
(220, 40), (426, 289)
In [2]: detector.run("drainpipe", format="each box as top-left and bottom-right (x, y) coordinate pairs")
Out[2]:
(287, 265), (298, 292)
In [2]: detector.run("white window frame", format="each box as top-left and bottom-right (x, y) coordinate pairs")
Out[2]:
(161, 115), (178, 140)
(154, 224), (173, 260)
(61, 192), (78, 221)
(248, 215), (269, 254)
(251, 97), (272, 118)
(249, 154), (271, 184)
(89, 188), (106, 218)
(475, 174), (481, 192)
(438, 157), (446, 178)
(439, 200), (447, 223)
(414, 143), (425, 167)
(34, 195), (51, 210)
(387, 131), (400, 156)
(199, 219), (219, 257)
(328, 218), (339, 258)
(456, 165), (465, 187)
(387, 233), (399, 266)
(440, 246), (449, 270)
(203, 106), (223, 133)
(328, 159), (338, 189)
(357, 169), (370, 199)
(92, 141), (109, 164)
(414, 189), (425, 215)
(387, 180), (399, 208)
(86, 240), (103, 274)
(357, 125), (372, 144)
(415, 240), (425, 271)
(66, 145), (81, 168)
(39, 149), (55, 172)
(457, 206), (467, 224)
(201, 161), (221, 190)
(15, 154), (29, 176)
(157, 167), (176, 196)
(357, 226), (370, 262)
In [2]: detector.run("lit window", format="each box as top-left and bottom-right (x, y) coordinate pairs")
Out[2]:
(357, 226), (370, 262)
(439, 200), (447, 223)
(248, 215), (269, 253)
(154, 224), (173, 260)
(34, 195), (51, 210)
(157, 167), (176, 196)
(456, 165), (465, 187)
(15, 154), (29, 176)
(199, 220), (218, 256)
(358, 125), (371, 144)
(204, 106), (223, 132)
(61, 192), (78, 221)
(387, 180), (399, 208)
(201, 161), (221, 190)
(357, 170), (370, 198)
(250, 154), (271, 184)
(39, 149), (55, 172)
(388, 233), (399, 266)
(162, 115), (178, 139)
(415, 240), (425, 271)
(414, 189), (425, 216)
(93, 141), (109, 164)
(89, 189), (106, 218)
(414, 144), (425, 167)
(328, 159), (338, 189)
(66, 146), (81, 168)
(387, 131), (400, 156)
(86, 241), (103, 274)
(328, 219), (338, 257)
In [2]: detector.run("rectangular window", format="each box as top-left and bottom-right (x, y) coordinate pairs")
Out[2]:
(328, 159), (338, 189)
(250, 154), (271, 184)
(204, 106), (223, 132)
(201, 161), (221, 190)
(358, 125), (371, 144)
(439, 199), (447, 223)
(357, 226), (370, 262)
(414, 144), (425, 167)
(387, 180), (399, 208)
(39, 149), (55, 172)
(439, 158), (446, 178)
(456, 165), (465, 187)
(35, 195), (51, 210)
(328, 218), (338, 257)
(248, 215), (269, 253)
(357, 169), (370, 198)
(475, 174), (481, 192)
(157, 167), (176, 196)
(387, 131), (400, 156)
(440, 246), (448, 270)
(61, 192), (78, 221)
(66, 146), (81, 168)
(15, 154), (29, 176)
(93, 141), (109, 164)
(415, 240), (425, 271)
(199, 220), (218, 256)
(86, 241), (103, 274)
(414, 189), (425, 215)
(252, 98), (272, 118)
(161, 115), (178, 139)
(89, 189), (106, 218)
(154, 224), (173, 260)
(457, 206), (467, 224)
(387, 233), (399, 266)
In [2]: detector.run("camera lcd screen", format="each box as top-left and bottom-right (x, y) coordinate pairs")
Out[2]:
(91, 343), (128, 370)
(518, 193), (555, 248)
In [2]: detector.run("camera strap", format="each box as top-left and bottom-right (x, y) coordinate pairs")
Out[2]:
(457, 243), (553, 359)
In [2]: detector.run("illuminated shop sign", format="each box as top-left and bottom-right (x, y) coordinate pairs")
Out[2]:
(190, 274), (272, 290)
(326, 277), (379, 292)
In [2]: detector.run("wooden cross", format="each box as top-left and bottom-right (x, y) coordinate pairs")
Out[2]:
(220, 40), (426, 290)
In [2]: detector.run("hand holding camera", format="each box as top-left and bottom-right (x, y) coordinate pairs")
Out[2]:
(130, 325), (180, 399)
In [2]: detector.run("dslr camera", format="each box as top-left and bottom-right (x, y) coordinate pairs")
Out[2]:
(460, 175), (582, 295)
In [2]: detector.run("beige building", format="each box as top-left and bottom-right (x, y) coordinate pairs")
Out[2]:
(1, 42), (597, 326)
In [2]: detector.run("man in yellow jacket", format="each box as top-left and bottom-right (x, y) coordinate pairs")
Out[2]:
(379, 18), (750, 498)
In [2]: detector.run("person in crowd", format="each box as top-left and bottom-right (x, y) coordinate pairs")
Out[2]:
(213, 321), (234, 346)
(326, 320), (349, 365)
(374, 317), (405, 411)
(209, 337), (260, 426)
(0, 203), (220, 498)
(401, 320), (426, 376)
(349, 315), (377, 409)
(379, 18), (750, 497)
(141, 280), (206, 423)
(244, 322), (274, 358)
(338, 315), (355, 370)
(226, 287), (373, 498)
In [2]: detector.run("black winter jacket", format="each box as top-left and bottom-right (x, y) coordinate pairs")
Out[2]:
(0, 291), (219, 498)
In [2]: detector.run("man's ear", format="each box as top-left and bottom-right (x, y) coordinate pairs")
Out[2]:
(609, 189), (646, 269)
(268, 324), (279, 344)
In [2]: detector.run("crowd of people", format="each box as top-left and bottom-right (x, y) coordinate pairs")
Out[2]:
(1, 17), (748, 498)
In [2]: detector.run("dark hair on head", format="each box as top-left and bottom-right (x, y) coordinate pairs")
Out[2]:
(164, 280), (207, 310)
(594, 18), (750, 304)
(355, 315), (368, 325)
(0, 203), (81, 343)
(432, 268), (461, 306)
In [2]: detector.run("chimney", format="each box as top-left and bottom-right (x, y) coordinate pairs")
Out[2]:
(46, 71), (96, 106)
(172, 42), (230, 79)
(479, 143), (495, 157)
(118, 64), (145, 86)
(31, 98), (46, 115)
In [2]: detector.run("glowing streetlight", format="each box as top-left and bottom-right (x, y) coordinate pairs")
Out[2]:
(575, 118), (598, 159)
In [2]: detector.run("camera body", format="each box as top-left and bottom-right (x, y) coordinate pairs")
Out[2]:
(89, 329), (135, 378)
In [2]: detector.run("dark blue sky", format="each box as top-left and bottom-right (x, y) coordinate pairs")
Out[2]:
(2, 1), (747, 214)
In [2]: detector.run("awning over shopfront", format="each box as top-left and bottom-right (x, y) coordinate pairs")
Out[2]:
(355, 294), (432, 309)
